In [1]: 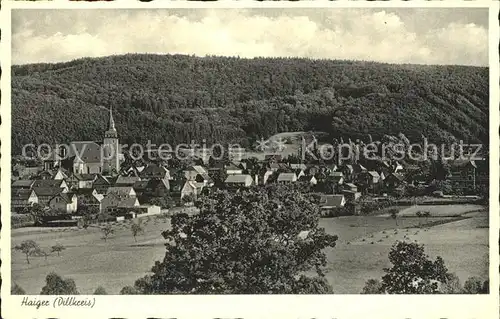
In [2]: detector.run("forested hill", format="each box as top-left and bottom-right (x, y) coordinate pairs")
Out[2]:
(12, 54), (489, 154)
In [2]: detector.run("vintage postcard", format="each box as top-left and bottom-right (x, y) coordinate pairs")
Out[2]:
(1, 1), (499, 319)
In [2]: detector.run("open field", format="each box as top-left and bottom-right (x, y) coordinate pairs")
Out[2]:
(11, 205), (488, 294)
(381, 204), (485, 217)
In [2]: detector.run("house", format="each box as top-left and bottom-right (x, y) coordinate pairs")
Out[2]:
(37, 170), (57, 180)
(448, 159), (480, 193)
(48, 193), (78, 214)
(52, 168), (69, 180)
(342, 190), (362, 202)
(66, 174), (97, 190)
(115, 176), (141, 186)
(11, 189), (38, 212)
(305, 165), (320, 177)
(268, 162), (287, 172)
(277, 172), (298, 183)
(225, 164), (243, 175)
(140, 163), (170, 180)
(353, 163), (368, 174)
(293, 169), (306, 179)
(93, 174), (116, 194)
(384, 173), (405, 189)
(133, 178), (170, 199)
(259, 169), (275, 185)
(392, 162), (405, 173)
(12, 180), (36, 189)
(224, 174), (253, 188)
(106, 186), (137, 197)
(319, 194), (346, 214)
(101, 194), (140, 214)
(13, 165), (42, 179)
(228, 147), (245, 162)
(343, 183), (358, 192)
(120, 165), (144, 177)
(329, 172), (344, 185)
(74, 188), (102, 212)
(170, 179), (199, 202)
(324, 164), (338, 175)
(33, 187), (64, 206)
(100, 186), (139, 213)
(357, 171), (381, 193)
(358, 171), (381, 185)
(289, 163), (307, 171)
(340, 164), (354, 180)
(298, 175), (318, 185)
(184, 166), (213, 187)
(265, 154), (282, 162)
(33, 179), (69, 192)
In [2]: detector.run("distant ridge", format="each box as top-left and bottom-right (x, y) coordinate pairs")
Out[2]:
(12, 53), (489, 154)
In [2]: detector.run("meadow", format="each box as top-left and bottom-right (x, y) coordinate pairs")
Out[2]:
(11, 205), (488, 294)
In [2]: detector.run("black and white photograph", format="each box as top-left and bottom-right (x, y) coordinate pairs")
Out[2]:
(2, 4), (497, 315)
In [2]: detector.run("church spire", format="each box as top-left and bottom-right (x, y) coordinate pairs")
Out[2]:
(109, 106), (116, 131)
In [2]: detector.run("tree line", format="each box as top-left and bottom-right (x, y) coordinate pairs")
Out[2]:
(12, 54), (488, 154)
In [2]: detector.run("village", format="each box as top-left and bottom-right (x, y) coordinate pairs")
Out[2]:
(11, 108), (489, 229)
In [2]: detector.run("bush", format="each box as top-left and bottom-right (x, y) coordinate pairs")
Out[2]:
(40, 272), (79, 295)
(463, 277), (487, 294)
(359, 198), (395, 215)
(11, 283), (26, 295)
(93, 286), (107, 295)
(440, 273), (462, 294)
(11, 213), (35, 228)
(361, 279), (384, 294)
(120, 286), (138, 295)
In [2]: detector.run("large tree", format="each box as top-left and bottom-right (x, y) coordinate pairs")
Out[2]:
(381, 241), (450, 294)
(14, 240), (39, 264)
(130, 184), (338, 294)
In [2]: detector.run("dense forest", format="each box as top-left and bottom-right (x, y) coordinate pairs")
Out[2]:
(12, 54), (489, 154)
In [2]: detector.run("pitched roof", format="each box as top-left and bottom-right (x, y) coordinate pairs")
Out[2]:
(51, 193), (75, 204)
(33, 187), (63, 197)
(367, 171), (380, 178)
(330, 171), (344, 177)
(106, 186), (135, 196)
(33, 180), (65, 188)
(289, 163), (307, 170)
(319, 195), (345, 208)
(225, 164), (242, 171)
(70, 173), (97, 181)
(143, 178), (170, 190)
(140, 164), (168, 177)
(74, 188), (97, 195)
(192, 165), (208, 175)
(68, 141), (102, 164)
(225, 174), (252, 183)
(387, 173), (405, 181)
(345, 183), (357, 189)
(12, 180), (35, 188)
(133, 180), (150, 191)
(11, 189), (35, 201)
(277, 173), (297, 182)
(298, 175), (315, 182)
(115, 176), (141, 185)
(451, 159), (477, 169)
(94, 174), (112, 185)
(103, 194), (139, 207)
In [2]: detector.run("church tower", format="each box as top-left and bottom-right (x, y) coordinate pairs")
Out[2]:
(102, 107), (120, 174)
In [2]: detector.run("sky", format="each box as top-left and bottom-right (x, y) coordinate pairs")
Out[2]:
(11, 8), (489, 66)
